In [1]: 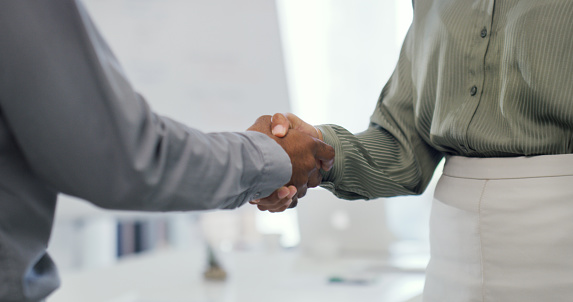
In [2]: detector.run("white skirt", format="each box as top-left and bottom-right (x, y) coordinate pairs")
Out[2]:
(423, 154), (573, 302)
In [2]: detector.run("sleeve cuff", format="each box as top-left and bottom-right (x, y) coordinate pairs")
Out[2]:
(315, 124), (346, 186)
(243, 131), (292, 200)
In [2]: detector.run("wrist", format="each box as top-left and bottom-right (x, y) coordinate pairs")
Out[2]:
(314, 126), (323, 141)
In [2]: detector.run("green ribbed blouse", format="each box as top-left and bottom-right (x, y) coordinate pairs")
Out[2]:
(317, 0), (573, 200)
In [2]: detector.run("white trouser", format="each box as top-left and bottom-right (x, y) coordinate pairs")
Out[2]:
(423, 154), (573, 302)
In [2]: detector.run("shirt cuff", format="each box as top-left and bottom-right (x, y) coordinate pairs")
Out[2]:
(244, 131), (292, 200)
(315, 124), (345, 186)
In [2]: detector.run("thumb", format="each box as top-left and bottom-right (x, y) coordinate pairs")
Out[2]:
(285, 113), (320, 139)
(314, 139), (335, 171)
(271, 113), (291, 137)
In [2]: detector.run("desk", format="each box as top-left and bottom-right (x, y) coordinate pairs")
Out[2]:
(48, 247), (424, 302)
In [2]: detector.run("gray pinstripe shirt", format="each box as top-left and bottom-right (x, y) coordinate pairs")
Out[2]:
(319, 0), (573, 200)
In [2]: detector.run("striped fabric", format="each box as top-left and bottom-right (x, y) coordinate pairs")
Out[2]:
(318, 0), (573, 200)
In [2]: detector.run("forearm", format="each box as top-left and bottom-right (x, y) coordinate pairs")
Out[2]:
(127, 120), (293, 211)
(0, 0), (292, 211)
(317, 123), (442, 200)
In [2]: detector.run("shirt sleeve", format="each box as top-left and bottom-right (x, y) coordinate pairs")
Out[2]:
(316, 26), (443, 200)
(0, 0), (291, 211)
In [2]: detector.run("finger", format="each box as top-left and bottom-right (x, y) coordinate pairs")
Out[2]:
(246, 115), (273, 135)
(307, 169), (322, 188)
(320, 160), (333, 172)
(271, 113), (291, 138)
(315, 127), (324, 141)
(284, 113), (303, 131)
(285, 185), (297, 208)
(286, 185), (297, 199)
(256, 186), (290, 206)
(249, 199), (260, 204)
(285, 185), (298, 208)
(258, 195), (293, 212)
(269, 200), (292, 213)
(256, 188), (291, 212)
(284, 113), (321, 140)
(271, 195), (295, 211)
(314, 139), (335, 171)
(277, 186), (291, 199)
(287, 196), (298, 209)
(297, 185), (308, 199)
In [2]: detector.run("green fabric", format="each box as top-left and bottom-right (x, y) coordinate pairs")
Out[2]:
(318, 1), (573, 200)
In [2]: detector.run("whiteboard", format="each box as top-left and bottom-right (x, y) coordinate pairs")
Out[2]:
(82, 0), (290, 132)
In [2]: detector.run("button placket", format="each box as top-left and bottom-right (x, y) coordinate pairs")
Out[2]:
(462, 1), (494, 154)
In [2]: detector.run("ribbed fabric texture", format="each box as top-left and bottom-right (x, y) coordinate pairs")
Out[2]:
(318, 0), (573, 200)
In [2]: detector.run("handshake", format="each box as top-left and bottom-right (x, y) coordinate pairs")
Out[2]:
(247, 113), (334, 213)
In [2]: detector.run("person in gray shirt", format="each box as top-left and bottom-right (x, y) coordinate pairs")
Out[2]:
(0, 1), (334, 301)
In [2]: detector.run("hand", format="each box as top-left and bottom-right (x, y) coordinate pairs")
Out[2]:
(271, 112), (322, 140)
(247, 115), (334, 205)
(249, 185), (298, 212)
(270, 113), (333, 170)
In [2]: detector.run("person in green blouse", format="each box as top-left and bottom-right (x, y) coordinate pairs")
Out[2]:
(255, 1), (573, 301)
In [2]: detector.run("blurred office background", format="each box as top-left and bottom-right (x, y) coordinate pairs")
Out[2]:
(47, 1), (439, 301)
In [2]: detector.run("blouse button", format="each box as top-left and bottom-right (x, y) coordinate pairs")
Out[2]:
(480, 28), (488, 38)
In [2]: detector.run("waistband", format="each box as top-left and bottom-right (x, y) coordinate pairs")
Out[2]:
(443, 154), (573, 180)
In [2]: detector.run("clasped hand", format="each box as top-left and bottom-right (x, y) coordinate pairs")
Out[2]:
(247, 114), (333, 212)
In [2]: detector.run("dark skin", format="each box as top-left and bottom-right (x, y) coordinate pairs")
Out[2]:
(247, 115), (334, 212)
